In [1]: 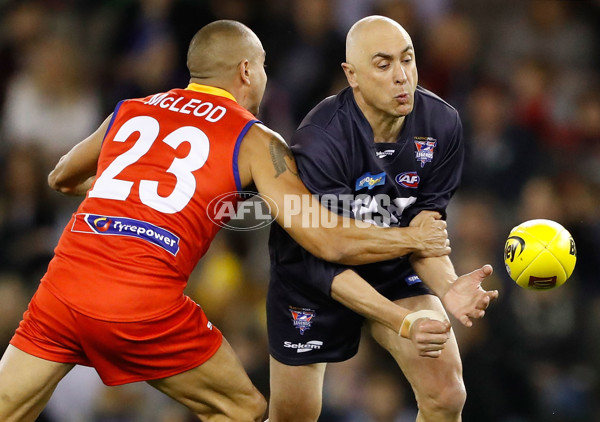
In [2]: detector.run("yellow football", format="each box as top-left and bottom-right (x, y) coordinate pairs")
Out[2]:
(504, 219), (576, 289)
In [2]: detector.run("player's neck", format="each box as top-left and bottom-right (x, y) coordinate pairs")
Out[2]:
(372, 118), (405, 143)
(365, 109), (406, 143)
(189, 77), (239, 102)
(354, 93), (406, 143)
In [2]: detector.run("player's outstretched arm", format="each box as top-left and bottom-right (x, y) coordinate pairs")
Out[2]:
(408, 210), (499, 326)
(48, 114), (112, 196)
(331, 270), (451, 358)
(409, 255), (499, 327)
(237, 124), (451, 264)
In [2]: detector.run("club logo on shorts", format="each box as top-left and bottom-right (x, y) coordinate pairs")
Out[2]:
(289, 306), (315, 335)
(414, 137), (437, 167)
(71, 213), (180, 255)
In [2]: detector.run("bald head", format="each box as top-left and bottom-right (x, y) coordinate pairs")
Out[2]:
(187, 20), (263, 81)
(345, 15), (412, 65)
(341, 15), (418, 126)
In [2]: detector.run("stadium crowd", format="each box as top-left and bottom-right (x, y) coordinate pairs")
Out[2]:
(0, 0), (598, 421)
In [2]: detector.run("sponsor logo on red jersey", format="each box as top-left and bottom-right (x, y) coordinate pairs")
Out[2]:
(71, 213), (180, 255)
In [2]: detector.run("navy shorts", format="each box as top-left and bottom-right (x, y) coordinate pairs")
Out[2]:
(267, 268), (431, 366)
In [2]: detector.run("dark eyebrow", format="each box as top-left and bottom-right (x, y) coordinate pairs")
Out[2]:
(372, 45), (414, 61)
(372, 52), (393, 61)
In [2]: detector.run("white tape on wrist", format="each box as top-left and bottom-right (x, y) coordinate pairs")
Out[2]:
(399, 309), (446, 338)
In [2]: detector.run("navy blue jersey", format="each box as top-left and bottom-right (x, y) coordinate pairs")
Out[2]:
(269, 85), (464, 297)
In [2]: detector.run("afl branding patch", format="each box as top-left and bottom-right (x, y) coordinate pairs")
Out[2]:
(395, 171), (420, 188)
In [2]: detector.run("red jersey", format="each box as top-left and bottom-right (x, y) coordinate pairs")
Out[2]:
(43, 84), (258, 321)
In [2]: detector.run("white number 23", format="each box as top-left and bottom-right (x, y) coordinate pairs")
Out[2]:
(88, 115), (209, 214)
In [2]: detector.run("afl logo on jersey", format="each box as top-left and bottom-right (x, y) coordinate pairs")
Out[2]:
(395, 172), (420, 188)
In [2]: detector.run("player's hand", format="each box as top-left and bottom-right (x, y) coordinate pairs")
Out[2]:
(441, 264), (499, 327)
(409, 318), (452, 358)
(409, 210), (451, 258)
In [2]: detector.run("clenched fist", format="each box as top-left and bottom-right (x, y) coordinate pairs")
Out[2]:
(408, 210), (451, 258)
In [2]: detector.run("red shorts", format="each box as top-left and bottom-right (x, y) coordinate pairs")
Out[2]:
(10, 283), (223, 386)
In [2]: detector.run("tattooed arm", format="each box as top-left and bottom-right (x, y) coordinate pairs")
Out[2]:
(237, 123), (451, 265)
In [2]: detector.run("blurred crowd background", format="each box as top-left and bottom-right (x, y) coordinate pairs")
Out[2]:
(0, 0), (599, 421)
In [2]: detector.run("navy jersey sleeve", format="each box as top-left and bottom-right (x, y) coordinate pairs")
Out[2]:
(403, 111), (464, 225)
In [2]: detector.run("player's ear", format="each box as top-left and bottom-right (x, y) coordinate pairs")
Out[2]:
(341, 62), (358, 88)
(238, 59), (251, 85)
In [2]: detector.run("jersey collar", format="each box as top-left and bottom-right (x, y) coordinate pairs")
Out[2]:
(186, 83), (237, 103)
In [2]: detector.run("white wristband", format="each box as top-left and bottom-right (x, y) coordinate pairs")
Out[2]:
(399, 309), (446, 338)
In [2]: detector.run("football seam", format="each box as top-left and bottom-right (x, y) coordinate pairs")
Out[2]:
(517, 229), (567, 283)
(518, 227), (561, 248)
(515, 241), (546, 281)
(525, 228), (572, 276)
